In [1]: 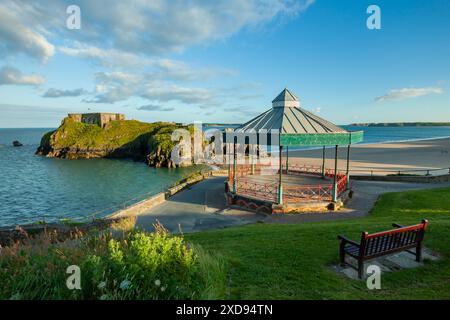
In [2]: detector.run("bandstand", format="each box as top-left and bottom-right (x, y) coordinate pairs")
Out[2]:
(224, 88), (364, 214)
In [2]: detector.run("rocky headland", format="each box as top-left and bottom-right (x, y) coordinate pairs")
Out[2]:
(36, 116), (196, 168)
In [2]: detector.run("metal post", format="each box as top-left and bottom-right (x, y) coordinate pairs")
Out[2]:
(346, 145), (351, 189)
(278, 145), (283, 205)
(251, 145), (255, 175)
(233, 139), (237, 193)
(321, 146), (326, 178)
(286, 146), (289, 174)
(227, 143), (231, 182)
(332, 145), (338, 202)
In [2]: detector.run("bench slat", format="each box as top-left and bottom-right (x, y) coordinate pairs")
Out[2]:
(365, 223), (425, 239)
(363, 229), (422, 257)
(339, 220), (428, 279)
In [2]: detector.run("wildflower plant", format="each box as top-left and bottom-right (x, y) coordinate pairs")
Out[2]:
(0, 226), (226, 300)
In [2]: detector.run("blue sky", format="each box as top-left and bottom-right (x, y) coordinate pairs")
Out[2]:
(0, 0), (449, 128)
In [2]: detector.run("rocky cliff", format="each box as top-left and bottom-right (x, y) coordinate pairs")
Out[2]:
(36, 117), (196, 168)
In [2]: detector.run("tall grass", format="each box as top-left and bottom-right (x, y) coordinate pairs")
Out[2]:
(0, 226), (226, 300)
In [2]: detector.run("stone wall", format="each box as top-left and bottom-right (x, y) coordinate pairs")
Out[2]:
(68, 113), (125, 128)
(107, 171), (215, 220)
(351, 174), (450, 183)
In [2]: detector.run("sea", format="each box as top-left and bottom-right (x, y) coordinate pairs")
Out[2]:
(0, 128), (207, 227)
(1, 125), (450, 227)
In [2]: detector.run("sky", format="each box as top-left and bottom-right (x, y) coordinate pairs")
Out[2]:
(0, 0), (449, 128)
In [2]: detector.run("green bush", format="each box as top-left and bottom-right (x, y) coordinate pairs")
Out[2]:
(0, 228), (226, 300)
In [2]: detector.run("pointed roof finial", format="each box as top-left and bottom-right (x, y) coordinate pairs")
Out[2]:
(272, 88), (300, 108)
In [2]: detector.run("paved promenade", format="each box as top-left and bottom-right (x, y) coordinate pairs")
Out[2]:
(135, 177), (254, 233)
(135, 176), (450, 233)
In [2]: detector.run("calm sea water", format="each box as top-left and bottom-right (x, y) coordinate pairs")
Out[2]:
(0, 128), (206, 227)
(1, 126), (450, 227)
(343, 126), (450, 144)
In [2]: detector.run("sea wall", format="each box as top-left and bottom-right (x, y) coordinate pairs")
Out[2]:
(107, 169), (228, 219)
(351, 174), (450, 183)
(0, 169), (227, 246)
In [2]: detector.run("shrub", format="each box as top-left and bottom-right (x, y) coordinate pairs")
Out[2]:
(0, 227), (226, 300)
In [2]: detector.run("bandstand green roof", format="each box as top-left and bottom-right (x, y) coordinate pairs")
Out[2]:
(232, 88), (364, 147)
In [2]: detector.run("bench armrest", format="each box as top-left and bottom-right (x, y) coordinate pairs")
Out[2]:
(337, 235), (360, 247)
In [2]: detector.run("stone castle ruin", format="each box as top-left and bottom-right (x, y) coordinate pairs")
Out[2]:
(68, 113), (125, 128)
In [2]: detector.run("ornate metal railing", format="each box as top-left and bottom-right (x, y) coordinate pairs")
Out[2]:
(229, 163), (349, 204)
(282, 164), (323, 175)
(283, 184), (333, 203)
(228, 163), (275, 183)
(337, 174), (348, 196)
(235, 180), (278, 203)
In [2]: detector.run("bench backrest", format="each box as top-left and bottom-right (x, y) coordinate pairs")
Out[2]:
(360, 220), (428, 257)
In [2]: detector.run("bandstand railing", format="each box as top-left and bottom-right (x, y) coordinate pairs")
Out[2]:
(228, 163), (349, 204)
(235, 180), (278, 203)
(282, 164), (323, 175)
(282, 183), (333, 203)
(228, 163), (275, 183)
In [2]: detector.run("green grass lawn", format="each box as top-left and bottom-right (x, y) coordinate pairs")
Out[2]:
(186, 187), (450, 299)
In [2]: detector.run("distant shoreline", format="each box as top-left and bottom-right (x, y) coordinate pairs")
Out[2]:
(3, 122), (450, 130)
(349, 122), (450, 127)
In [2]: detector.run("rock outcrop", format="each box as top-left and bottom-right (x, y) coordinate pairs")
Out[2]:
(36, 116), (198, 168)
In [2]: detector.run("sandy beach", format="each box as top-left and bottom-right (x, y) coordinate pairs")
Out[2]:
(287, 137), (450, 175)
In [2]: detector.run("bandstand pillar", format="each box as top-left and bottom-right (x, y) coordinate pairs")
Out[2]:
(332, 145), (338, 202)
(227, 143), (231, 181)
(346, 145), (351, 190)
(278, 145), (283, 205)
(286, 146), (289, 174)
(321, 146), (326, 178)
(251, 145), (255, 175)
(233, 139), (237, 193)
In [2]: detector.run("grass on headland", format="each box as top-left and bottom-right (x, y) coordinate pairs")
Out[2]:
(41, 117), (183, 154)
(186, 187), (450, 300)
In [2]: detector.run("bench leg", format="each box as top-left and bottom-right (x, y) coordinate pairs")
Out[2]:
(339, 242), (346, 266)
(416, 242), (422, 262)
(358, 259), (364, 279)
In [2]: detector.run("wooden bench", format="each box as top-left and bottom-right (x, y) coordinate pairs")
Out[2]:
(337, 219), (429, 279)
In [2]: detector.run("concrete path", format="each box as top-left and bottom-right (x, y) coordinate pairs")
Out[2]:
(135, 176), (253, 233)
(135, 176), (450, 233)
(255, 180), (450, 224)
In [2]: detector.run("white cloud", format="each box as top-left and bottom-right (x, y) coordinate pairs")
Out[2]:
(43, 88), (87, 98)
(1, 0), (312, 61)
(0, 66), (45, 86)
(375, 87), (443, 102)
(224, 106), (260, 117)
(70, 0), (312, 55)
(137, 104), (175, 112)
(0, 2), (55, 62)
(0, 0), (314, 113)
(83, 71), (215, 106)
(59, 43), (237, 81)
(58, 44), (150, 69)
